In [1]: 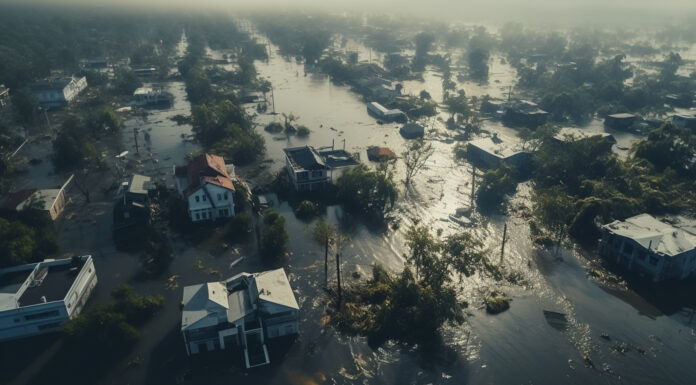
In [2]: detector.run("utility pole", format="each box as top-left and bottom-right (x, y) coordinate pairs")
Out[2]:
(324, 236), (329, 286)
(470, 166), (476, 208)
(500, 223), (508, 265)
(271, 86), (276, 114)
(133, 127), (139, 154)
(336, 252), (342, 307)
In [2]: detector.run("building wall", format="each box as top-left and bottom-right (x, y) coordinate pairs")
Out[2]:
(187, 183), (235, 222)
(0, 301), (69, 341)
(285, 156), (328, 191)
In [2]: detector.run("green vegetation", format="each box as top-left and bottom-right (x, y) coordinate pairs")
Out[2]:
(264, 122), (284, 133)
(531, 122), (696, 244)
(0, 209), (58, 268)
(402, 139), (434, 185)
(52, 115), (100, 171)
(228, 212), (251, 243)
(333, 225), (486, 349)
(260, 210), (289, 265)
(295, 200), (319, 219)
(63, 284), (163, 357)
(254, 14), (332, 64)
(335, 163), (398, 218)
(476, 163), (519, 211)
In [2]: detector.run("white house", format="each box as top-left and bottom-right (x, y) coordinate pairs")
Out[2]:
(181, 268), (299, 368)
(467, 133), (531, 170)
(174, 153), (235, 222)
(0, 255), (97, 341)
(366, 102), (406, 122)
(598, 214), (696, 282)
(284, 146), (360, 191)
(30, 76), (87, 108)
(133, 87), (173, 106)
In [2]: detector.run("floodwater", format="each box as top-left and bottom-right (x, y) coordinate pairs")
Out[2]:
(5, 29), (696, 385)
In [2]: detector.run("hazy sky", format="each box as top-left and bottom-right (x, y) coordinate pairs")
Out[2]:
(2, 0), (695, 24)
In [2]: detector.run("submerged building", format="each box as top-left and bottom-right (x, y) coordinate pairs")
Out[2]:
(0, 256), (97, 341)
(598, 214), (696, 282)
(181, 268), (299, 368)
(366, 102), (407, 122)
(30, 76), (87, 108)
(174, 153), (236, 223)
(467, 133), (531, 170)
(284, 145), (360, 191)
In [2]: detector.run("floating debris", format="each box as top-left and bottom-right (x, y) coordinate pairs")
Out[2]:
(165, 275), (180, 290)
(485, 293), (510, 314)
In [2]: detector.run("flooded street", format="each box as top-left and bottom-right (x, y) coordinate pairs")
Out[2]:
(5, 28), (695, 385)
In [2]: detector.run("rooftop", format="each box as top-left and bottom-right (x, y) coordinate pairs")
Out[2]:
(553, 127), (616, 143)
(2, 189), (62, 212)
(468, 134), (527, 159)
(30, 77), (78, 92)
(176, 153), (235, 196)
(129, 174), (153, 196)
(604, 214), (696, 257)
(284, 146), (327, 171)
(0, 256), (90, 312)
(607, 113), (636, 119)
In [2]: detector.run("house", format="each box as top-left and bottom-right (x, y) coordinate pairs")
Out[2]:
(0, 255), (97, 341)
(133, 87), (173, 106)
(1, 176), (72, 221)
(367, 102), (407, 122)
(502, 100), (549, 128)
(284, 146), (360, 191)
(400, 122), (425, 139)
(181, 268), (299, 368)
(0, 85), (9, 110)
(366, 146), (396, 162)
(598, 214), (696, 282)
(467, 133), (531, 170)
(604, 113), (637, 130)
(30, 76), (87, 108)
(113, 174), (154, 233)
(174, 153), (235, 222)
(673, 113), (696, 130)
(132, 67), (158, 77)
(125, 174), (154, 206)
(551, 127), (616, 146)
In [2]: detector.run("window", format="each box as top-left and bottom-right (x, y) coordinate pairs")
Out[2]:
(622, 242), (634, 255)
(196, 213), (200, 220)
(637, 251), (646, 261)
(297, 172), (308, 181)
(217, 193), (222, 201)
(25, 310), (60, 321)
(202, 195), (207, 201)
(195, 196), (200, 202)
(202, 212), (207, 220)
(224, 193), (228, 200)
(649, 256), (659, 266)
(312, 171), (323, 178)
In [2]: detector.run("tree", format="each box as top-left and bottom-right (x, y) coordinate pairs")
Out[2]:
(532, 186), (575, 254)
(312, 217), (336, 285)
(404, 225), (440, 280)
(476, 163), (519, 211)
(260, 210), (289, 265)
(336, 163), (398, 216)
(402, 139), (434, 185)
(11, 87), (37, 124)
(441, 232), (486, 279)
(445, 89), (470, 121)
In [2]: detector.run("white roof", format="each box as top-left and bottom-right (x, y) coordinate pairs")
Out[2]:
(181, 282), (229, 331)
(133, 87), (155, 96)
(16, 189), (62, 212)
(554, 127), (615, 143)
(603, 214), (696, 257)
(468, 135), (526, 160)
(253, 268), (299, 310)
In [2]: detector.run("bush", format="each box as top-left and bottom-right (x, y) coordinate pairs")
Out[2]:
(294, 200), (318, 219)
(264, 122), (283, 133)
(260, 210), (288, 265)
(296, 125), (310, 137)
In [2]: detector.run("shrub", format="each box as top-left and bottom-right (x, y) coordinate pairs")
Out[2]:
(264, 122), (283, 133)
(228, 212), (251, 243)
(260, 210), (288, 264)
(296, 125), (310, 137)
(294, 200), (318, 219)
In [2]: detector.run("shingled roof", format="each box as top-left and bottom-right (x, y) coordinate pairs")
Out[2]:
(177, 153), (235, 196)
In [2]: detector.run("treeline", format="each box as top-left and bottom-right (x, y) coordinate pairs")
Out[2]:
(179, 24), (265, 165)
(0, 6), (182, 90)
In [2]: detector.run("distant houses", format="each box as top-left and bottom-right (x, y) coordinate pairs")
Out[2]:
(284, 145), (360, 191)
(400, 122), (425, 139)
(1, 176), (73, 221)
(181, 268), (299, 368)
(672, 113), (696, 130)
(467, 133), (531, 170)
(598, 214), (696, 282)
(0, 255), (97, 341)
(133, 87), (173, 107)
(174, 153), (236, 222)
(30, 76), (87, 108)
(366, 102), (407, 123)
(604, 113), (637, 130)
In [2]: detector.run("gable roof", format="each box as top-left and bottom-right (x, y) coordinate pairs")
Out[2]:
(604, 214), (696, 257)
(253, 269), (299, 310)
(181, 282), (229, 331)
(180, 153), (235, 196)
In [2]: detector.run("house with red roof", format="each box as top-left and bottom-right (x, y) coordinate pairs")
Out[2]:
(174, 153), (235, 222)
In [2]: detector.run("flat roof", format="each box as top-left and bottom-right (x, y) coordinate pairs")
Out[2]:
(554, 127), (616, 143)
(468, 134), (526, 159)
(604, 214), (696, 257)
(607, 113), (636, 119)
(284, 146), (327, 171)
(319, 149), (360, 168)
(0, 256), (90, 311)
(129, 174), (153, 195)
